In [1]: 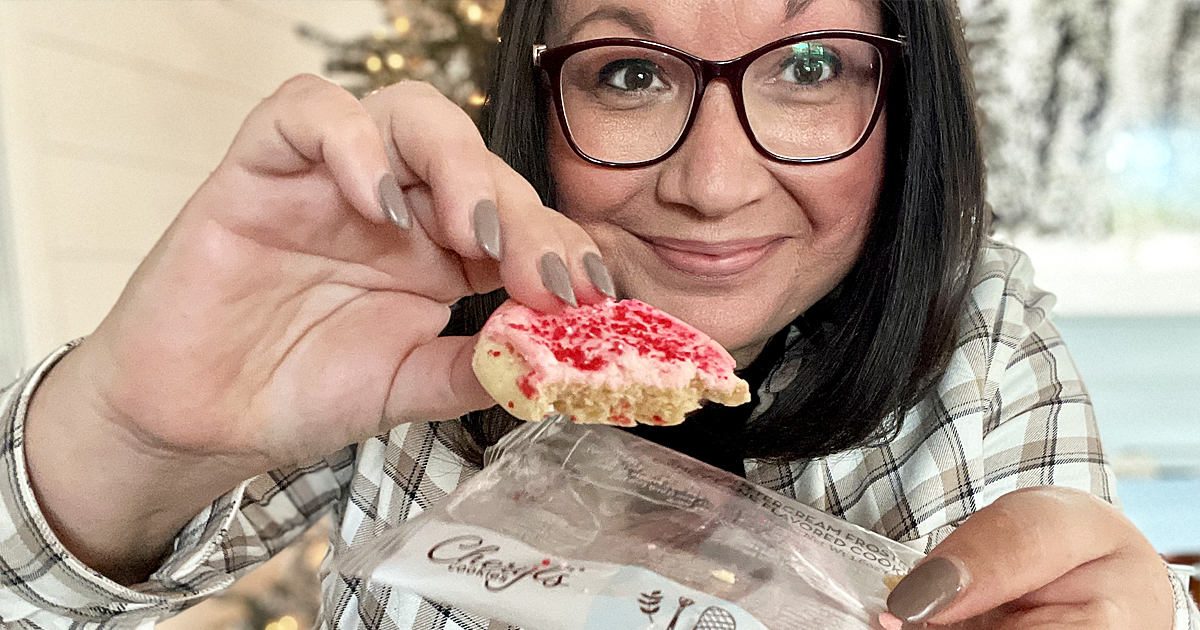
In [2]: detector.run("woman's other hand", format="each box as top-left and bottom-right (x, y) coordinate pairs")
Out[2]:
(24, 76), (607, 580)
(883, 486), (1175, 629)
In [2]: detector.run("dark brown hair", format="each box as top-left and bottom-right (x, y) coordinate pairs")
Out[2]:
(444, 0), (988, 463)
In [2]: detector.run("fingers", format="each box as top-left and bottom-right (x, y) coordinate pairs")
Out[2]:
(363, 82), (498, 259)
(225, 74), (395, 227)
(229, 76), (619, 313)
(486, 153), (617, 312)
(886, 486), (1145, 626)
(362, 82), (617, 312)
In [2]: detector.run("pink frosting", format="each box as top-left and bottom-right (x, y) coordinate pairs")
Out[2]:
(480, 299), (741, 397)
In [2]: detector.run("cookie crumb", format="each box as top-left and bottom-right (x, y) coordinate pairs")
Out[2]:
(711, 569), (736, 584)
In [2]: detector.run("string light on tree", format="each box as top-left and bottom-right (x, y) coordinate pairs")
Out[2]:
(465, 2), (484, 23)
(298, 0), (505, 121)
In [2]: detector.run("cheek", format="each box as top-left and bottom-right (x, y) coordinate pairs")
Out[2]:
(547, 113), (647, 223)
(785, 119), (886, 240)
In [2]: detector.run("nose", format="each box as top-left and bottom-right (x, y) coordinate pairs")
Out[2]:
(655, 81), (772, 219)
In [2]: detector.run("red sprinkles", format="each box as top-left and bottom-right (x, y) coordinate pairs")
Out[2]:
(517, 371), (537, 399)
(506, 299), (722, 373)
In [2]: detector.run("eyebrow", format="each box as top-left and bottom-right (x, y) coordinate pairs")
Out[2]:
(562, 0), (817, 44)
(562, 6), (656, 41)
(785, 0), (816, 19)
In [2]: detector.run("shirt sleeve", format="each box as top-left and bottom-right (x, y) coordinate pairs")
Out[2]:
(1, 342), (355, 629)
(974, 246), (1114, 510)
(1168, 564), (1200, 630)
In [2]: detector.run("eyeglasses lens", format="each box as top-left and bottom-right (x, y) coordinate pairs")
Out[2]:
(744, 39), (884, 161)
(558, 46), (697, 164)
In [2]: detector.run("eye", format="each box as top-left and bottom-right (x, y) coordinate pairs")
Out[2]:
(597, 58), (668, 91)
(779, 42), (843, 85)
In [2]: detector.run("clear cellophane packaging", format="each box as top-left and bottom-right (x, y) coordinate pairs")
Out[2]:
(338, 416), (923, 630)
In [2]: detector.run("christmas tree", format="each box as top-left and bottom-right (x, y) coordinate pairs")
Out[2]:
(960, 0), (1200, 235)
(298, 0), (504, 121)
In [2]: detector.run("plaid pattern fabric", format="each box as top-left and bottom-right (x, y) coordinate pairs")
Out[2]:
(2, 240), (1196, 630)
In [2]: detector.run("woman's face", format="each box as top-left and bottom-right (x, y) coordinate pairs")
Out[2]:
(546, 0), (887, 366)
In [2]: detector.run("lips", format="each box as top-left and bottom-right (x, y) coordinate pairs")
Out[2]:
(638, 234), (785, 277)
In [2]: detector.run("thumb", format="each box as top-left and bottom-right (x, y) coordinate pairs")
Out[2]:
(886, 486), (1128, 625)
(385, 334), (496, 424)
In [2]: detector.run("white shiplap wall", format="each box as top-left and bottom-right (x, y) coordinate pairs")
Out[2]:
(0, 4), (383, 627)
(0, 0), (383, 370)
(0, 66), (24, 383)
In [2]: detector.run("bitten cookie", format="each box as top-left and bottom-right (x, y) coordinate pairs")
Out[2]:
(472, 299), (751, 426)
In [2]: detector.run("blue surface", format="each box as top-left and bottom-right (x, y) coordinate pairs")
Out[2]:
(1115, 477), (1200, 556)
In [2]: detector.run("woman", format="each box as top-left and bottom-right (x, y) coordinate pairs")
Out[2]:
(1, 0), (1194, 628)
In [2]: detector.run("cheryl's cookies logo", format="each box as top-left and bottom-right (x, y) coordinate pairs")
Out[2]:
(426, 535), (582, 591)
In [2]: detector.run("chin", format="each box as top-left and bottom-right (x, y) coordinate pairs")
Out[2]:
(684, 312), (763, 353)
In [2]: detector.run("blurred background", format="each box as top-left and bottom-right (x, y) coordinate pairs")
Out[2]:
(0, 1), (1195, 627)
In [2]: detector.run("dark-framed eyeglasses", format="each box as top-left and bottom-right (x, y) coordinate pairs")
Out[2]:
(534, 30), (906, 168)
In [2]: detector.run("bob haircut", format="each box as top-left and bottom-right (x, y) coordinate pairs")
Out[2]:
(443, 0), (988, 463)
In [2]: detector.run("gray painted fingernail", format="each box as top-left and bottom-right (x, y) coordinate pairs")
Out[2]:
(887, 556), (966, 623)
(473, 200), (501, 260)
(540, 253), (577, 307)
(378, 177), (410, 229)
(582, 252), (616, 299)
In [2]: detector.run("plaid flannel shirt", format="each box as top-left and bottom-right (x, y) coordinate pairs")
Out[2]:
(2, 240), (1196, 629)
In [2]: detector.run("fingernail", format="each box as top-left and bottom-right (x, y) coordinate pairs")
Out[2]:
(540, 252), (577, 307)
(378, 177), (410, 229)
(582, 252), (616, 299)
(887, 557), (966, 623)
(473, 200), (502, 260)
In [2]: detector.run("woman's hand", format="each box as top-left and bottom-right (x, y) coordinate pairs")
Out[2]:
(73, 75), (607, 470)
(24, 75), (609, 579)
(882, 486), (1176, 629)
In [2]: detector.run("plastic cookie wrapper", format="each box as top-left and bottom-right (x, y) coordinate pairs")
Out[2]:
(338, 415), (925, 630)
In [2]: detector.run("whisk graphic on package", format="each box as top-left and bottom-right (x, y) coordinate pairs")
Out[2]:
(691, 607), (738, 630)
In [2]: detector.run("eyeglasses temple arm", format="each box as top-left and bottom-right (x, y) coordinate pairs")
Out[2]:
(532, 44), (547, 68)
